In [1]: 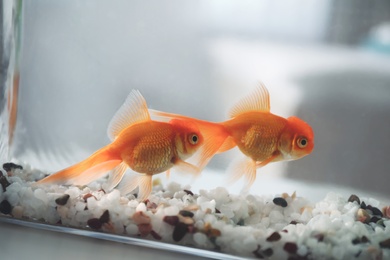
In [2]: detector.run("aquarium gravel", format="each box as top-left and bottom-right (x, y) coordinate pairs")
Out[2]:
(1, 163), (390, 260)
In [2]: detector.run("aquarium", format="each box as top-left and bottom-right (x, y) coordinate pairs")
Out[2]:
(1, 1), (390, 259)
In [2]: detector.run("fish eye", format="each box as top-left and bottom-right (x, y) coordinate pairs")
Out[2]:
(297, 137), (308, 148)
(189, 134), (199, 145)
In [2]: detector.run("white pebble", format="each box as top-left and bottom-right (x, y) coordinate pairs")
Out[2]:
(75, 201), (86, 211)
(200, 199), (216, 212)
(107, 189), (121, 202)
(126, 223), (139, 235)
(269, 210), (284, 223)
(34, 188), (48, 204)
(87, 197), (98, 210)
(136, 202), (146, 212)
(65, 187), (80, 199)
(164, 206), (179, 216)
(193, 232), (208, 246)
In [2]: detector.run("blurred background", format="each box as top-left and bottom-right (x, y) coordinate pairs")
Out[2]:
(1, 0), (390, 197)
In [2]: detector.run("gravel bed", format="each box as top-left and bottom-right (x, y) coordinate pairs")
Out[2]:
(1, 162), (390, 259)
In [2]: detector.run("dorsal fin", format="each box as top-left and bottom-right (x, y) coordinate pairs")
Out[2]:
(107, 90), (151, 141)
(229, 82), (270, 118)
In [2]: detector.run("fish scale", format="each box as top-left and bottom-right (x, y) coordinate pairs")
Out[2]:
(243, 123), (285, 162)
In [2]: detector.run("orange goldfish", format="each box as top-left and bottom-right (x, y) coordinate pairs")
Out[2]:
(151, 83), (314, 190)
(37, 90), (219, 200)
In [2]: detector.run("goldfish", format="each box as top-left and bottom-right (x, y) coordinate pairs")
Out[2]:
(37, 90), (220, 200)
(151, 82), (314, 191)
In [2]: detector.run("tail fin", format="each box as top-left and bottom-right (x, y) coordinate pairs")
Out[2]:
(149, 109), (236, 170)
(37, 146), (122, 186)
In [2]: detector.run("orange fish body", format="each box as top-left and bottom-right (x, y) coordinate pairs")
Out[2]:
(223, 112), (287, 162)
(37, 90), (207, 199)
(151, 83), (314, 191)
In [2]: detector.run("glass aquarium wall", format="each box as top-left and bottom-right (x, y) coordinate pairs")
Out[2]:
(2, 0), (390, 196)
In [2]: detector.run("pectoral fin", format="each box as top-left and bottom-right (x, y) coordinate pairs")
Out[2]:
(117, 172), (153, 201)
(103, 162), (128, 191)
(173, 158), (200, 177)
(226, 156), (257, 192)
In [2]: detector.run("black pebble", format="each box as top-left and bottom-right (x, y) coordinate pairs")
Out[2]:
(370, 216), (381, 223)
(87, 218), (102, 229)
(273, 197), (288, 207)
(290, 220), (299, 225)
(262, 248), (273, 257)
(379, 238), (390, 249)
(314, 233), (324, 242)
(0, 175), (11, 192)
(252, 245), (264, 259)
(0, 200), (12, 215)
(3, 163), (23, 172)
(283, 242), (298, 254)
(266, 231), (281, 242)
(99, 210), (110, 223)
(369, 206), (383, 217)
(361, 236), (370, 243)
(55, 194), (70, 206)
(183, 190), (194, 196)
(179, 210), (194, 218)
(172, 222), (187, 242)
(348, 194), (360, 205)
(360, 201), (367, 209)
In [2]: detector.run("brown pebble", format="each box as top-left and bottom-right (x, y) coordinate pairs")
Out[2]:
(273, 197), (288, 207)
(55, 194), (70, 206)
(132, 211), (151, 225)
(163, 215), (179, 226)
(290, 220), (299, 225)
(357, 208), (370, 223)
(348, 194), (360, 205)
(138, 223), (152, 237)
(0, 200), (12, 214)
(179, 210), (194, 218)
(83, 193), (95, 202)
(379, 238), (390, 249)
(215, 208), (221, 214)
(87, 218), (102, 229)
(383, 206), (390, 218)
(209, 228), (221, 237)
(99, 210), (110, 223)
(187, 225), (197, 234)
(266, 232), (281, 242)
(146, 201), (158, 210)
(150, 230), (162, 240)
(183, 189), (194, 196)
(173, 222), (188, 242)
(283, 242), (298, 254)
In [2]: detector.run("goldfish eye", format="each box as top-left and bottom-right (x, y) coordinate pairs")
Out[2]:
(189, 134), (199, 145)
(297, 137), (308, 148)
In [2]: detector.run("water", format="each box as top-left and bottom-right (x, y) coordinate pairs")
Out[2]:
(2, 0), (390, 213)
